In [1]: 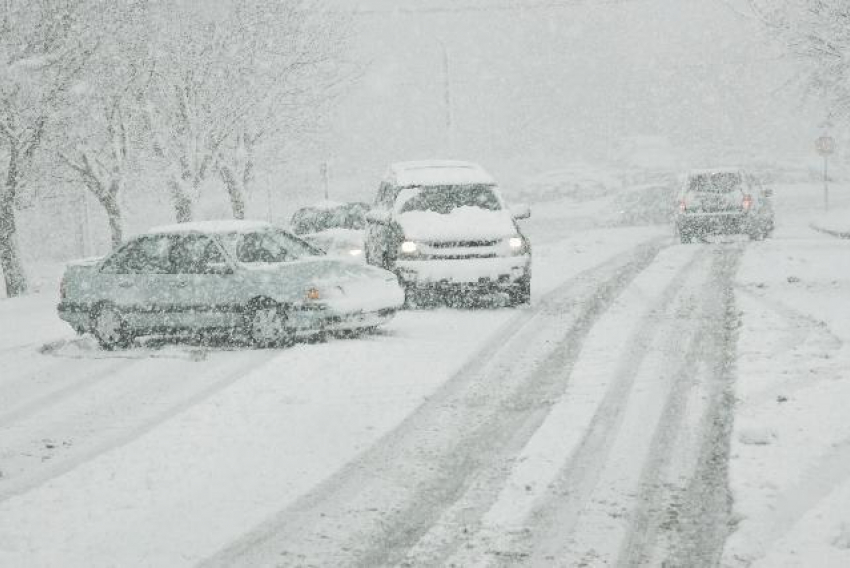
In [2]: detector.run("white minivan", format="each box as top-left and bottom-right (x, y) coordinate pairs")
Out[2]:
(364, 160), (532, 306)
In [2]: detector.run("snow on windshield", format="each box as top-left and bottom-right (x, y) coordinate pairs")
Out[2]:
(397, 185), (502, 215)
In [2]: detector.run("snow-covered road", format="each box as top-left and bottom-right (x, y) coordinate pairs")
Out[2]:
(1, 183), (848, 567)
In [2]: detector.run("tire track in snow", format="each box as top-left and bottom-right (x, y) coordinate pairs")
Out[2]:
(447, 244), (713, 567)
(621, 245), (743, 567)
(200, 237), (671, 568)
(0, 358), (140, 430)
(511, 245), (740, 567)
(410, 244), (708, 567)
(0, 349), (281, 503)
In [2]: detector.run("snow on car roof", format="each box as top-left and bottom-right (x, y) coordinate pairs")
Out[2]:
(148, 220), (273, 235)
(387, 160), (496, 187)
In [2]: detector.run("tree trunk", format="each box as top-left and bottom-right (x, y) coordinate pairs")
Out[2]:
(168, 178), (193, 223)
(0, 193), (27, 297)
(99, 190), (123, 250)
(219, 164), (245, 220)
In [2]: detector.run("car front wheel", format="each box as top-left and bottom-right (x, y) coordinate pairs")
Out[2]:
(245, 301), (294, 348)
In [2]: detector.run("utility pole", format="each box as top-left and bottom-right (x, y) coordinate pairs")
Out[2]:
(815, 132), (835, 213)
(437, 39), (453, 155)
(319, 161), (330, 200)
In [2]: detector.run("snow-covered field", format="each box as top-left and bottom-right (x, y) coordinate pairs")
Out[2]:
(1, 179), (849, 566)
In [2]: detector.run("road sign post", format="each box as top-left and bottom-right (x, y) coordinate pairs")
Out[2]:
(815, 135), (836, 212)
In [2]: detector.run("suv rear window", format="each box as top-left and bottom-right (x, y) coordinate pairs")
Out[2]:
(688, 173), (742, 194)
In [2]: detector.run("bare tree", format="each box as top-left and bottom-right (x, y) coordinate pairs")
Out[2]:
(143, 0), (351, 223)
(0, 0), (94, 296)
(58, 2), (150, 250)
(749, 0), (850, 121)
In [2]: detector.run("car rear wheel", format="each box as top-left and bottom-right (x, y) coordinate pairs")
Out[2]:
(91, 304), (131, 350)
(245, 301), (294, 348)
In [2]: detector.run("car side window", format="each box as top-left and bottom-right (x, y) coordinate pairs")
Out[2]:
(169, 235), (227, 274)
(101, 236), (172, 274)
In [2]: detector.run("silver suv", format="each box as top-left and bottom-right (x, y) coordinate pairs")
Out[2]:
(675, 168), (774, 243)
(364, 161), (532, 306)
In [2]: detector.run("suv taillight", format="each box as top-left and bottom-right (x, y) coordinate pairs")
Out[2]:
(678, 199), (687, 213)
(742, 195), (753, 211)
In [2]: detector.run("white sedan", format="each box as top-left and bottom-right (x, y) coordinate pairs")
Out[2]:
(57, 220), (405, 349)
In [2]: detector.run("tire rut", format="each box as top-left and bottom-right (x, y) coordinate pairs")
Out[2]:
(654, 246), (742, 567)
(519, 244), (742, 567)
(201, 238), (670, 568)
(0, 350), (281, 503)
(495, 246), (713, 566)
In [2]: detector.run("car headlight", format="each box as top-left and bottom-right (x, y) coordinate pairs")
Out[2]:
(508, 237), (523, 249)
(400, 241), (418, 254)
(348, 248), (363, 256)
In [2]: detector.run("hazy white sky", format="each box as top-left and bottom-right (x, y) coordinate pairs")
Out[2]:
(310, 0), (823, 196)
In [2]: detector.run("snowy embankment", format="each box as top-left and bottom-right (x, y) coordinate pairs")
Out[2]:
(724, 184), (850, 567)
(809, 209), (850, 238)
(0, 212), (665, 565)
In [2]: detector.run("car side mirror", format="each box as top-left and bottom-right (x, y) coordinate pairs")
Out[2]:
(366, 209), (390, 224)
(511, 204), (531, 220)
(762, 187), (774, 198)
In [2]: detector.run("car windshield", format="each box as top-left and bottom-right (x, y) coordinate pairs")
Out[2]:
(219, 229), (322, 263)
(398, 185), (501, 214)
(688, 172), (742, 194)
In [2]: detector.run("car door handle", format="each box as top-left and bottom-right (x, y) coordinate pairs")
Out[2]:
(118, 281), (133, 288)
(174, 281), (189, 288)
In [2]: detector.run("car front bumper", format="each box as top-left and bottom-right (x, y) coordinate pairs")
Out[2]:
(291, 306), (397, 334)
(395, 255), (531, 290)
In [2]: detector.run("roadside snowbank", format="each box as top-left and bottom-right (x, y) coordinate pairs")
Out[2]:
(809, 208), (850, 238)
(724, 189), (850, 567)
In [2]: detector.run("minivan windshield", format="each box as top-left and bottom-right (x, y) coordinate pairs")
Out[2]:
(398, 184), (501, 214)
(688, 172), (742, 194)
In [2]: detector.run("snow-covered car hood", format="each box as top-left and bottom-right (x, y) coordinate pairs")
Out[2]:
(396, 207), (517, 242)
